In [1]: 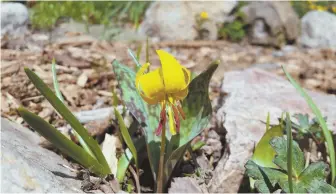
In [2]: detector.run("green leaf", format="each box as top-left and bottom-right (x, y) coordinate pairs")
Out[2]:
(252, 125), (283, 168)
(179, 62), (218, 145)
(299, 162), (329, 183)
(116, 136), (146, 182)
(270, 136), (305, 177)
(163, 62), (218, 185)
(307, 179), (336, 193)
(114, 107), (138, 173)
(17, 107), (107, 176)
(245, 160), (287, 193)
(24, 68), (110, 175)
(293, 113), (310, 133)
(51, 59), (64, 102)
(282, 65), (335, 184)
(112, 60), (161, 180)
(51, 60), (95, 159)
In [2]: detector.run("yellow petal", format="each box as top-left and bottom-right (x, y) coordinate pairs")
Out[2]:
(136, 62), (150, 91)
(181, 66), (191, 85)
(138, 68), (165, 104)
(156, 50), (188, 93)
(171, 87), (188, 101)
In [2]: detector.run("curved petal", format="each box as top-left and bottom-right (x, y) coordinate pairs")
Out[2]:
(181, 66), (191, 85)
(138, 68), (165, 104)
(156, 50), (188, 93)
(135, 62), (150, 91)
(171, 87), (188, 101)
(140, 93), (162, 105)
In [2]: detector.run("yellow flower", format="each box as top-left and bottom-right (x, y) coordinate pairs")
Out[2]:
(316, 5), (327, 11)
(136, 50), (191, 135)
(332, 6), (336, 13)
(200, 11), (209, 20)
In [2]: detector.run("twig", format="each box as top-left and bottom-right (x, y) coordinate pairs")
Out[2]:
(20, 95), (44, 102)
(129, 165), (141, 194)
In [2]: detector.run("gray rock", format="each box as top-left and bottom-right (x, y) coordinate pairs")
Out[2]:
(242, 1), (300, 47)
(0, 2), (29, 37)
(139, 1), (237, 40)
(208, 68), (336, 193)
(299, 11), (336, 49)
(1, 118), (83, 193)
(169, 177), (208, 193)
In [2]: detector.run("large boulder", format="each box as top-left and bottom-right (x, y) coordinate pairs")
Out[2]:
(139, 1), (237, 41)
(241, 1), (300, 47)
(0, 2), (29, 37)
(1, 118), (83, 193)
(299, 11), (336, 49)
(208, 68), (336, 193)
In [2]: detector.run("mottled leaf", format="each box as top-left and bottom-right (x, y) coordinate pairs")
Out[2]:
(164, 63), (218, 183)
(112, 60), (160, 180)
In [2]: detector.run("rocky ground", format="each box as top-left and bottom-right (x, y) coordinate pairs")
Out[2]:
(1, 1), (336, 193)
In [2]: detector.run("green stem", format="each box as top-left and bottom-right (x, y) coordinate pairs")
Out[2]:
(286, 112), (294, 193)
(157, 124), (166, 193)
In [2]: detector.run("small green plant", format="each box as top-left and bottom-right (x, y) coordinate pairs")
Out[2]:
(291, 1), (336, 18)
(284, 113), (327, 143)
(218, 2), (247, 42)
(30, 1), (151, 30)
(218, 20), (246, 42)
(245, 66), (336, 192)
(246, 113), (335, 193)
(18, 68), (111, 177)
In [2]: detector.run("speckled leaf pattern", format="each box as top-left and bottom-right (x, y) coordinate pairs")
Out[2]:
(112, 60), (161, 180)
(179, 63), (218, 145)
(112, 60), (217, 182)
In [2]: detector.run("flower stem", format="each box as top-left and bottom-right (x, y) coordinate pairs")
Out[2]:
(157, 123), (166, 193)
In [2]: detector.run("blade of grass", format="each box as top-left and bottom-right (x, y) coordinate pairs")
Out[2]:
(128, 48), (141, 68)
(18, 107), (107, 176)
(24, 68), (111, 174)
(282, 65), (335, 185)
(116, 136), (145, 182)
(146, 37), (149, 63)
(266, 112), (270, 130)
(51, 59), (64, 102)
(51, 60), (95, 158)
(114, 107), (139, 179)
(286, 112), (294, 193)
(136, 45), (142, 62)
